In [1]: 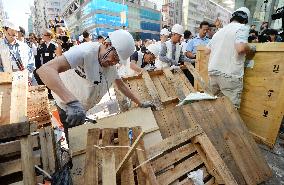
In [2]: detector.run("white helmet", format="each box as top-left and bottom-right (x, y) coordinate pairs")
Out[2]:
(146, 44), (160, 57)
(109, 29), (135, 65)
(233, 7), (250, 23)
(234, 7), (250, 18)
(160, 28), (170, 36)
(2, 20), (20, 31)
(171, 24), (184, 35)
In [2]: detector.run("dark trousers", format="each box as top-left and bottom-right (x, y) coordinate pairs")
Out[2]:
(57, 106), (70, 144)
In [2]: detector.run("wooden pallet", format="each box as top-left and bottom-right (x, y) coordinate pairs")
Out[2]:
(83, 127), (158, 185)
(114, 70), (272, 185)
(115, 69), (195, 112)
(0, 125), (57, 184)
(27, 85), (51, 126)
(146, 127), (237, 185)
(195, 44), (284, 148)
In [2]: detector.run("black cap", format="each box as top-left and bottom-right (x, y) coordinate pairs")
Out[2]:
(19, 26), (25, 35)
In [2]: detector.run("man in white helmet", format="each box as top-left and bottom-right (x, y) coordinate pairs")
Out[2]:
(128, 43), (160, 75)
(155, 28), (170, 68)
(37, 30), (154, 139)
(206, 7), (256, 108)
(159, 24), (192, 67)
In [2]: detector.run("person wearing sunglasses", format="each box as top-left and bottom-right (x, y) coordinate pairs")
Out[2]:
(37, 29), (154, 140)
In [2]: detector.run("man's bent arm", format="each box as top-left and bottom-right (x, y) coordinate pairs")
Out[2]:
(37, 55), (77, 103)
(115, 79), (142, 106)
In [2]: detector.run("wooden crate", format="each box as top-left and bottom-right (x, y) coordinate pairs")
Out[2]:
(27, 85), (51, 126)
(146, 127), (237, 185)
(0, 125), (57, 184)
(114, 70), (272, 185)
(115, 69), (195, 112)
(83, 127), (158, 185)
(195, 43), (284, 147)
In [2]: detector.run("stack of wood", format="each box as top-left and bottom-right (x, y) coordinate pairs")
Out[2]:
(0, 71), (57, 184)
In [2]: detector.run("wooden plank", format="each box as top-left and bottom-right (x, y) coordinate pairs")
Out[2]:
(118, 127), (135, 185)
(163, 68), (186, 100)
(20, 135), (36, 185)
(158, 74), (177, 99)
(39, 128), (49, 173)
(0, 122), (30, 140)
(10, 70), (29, 124)
(194, 134), (238, 185)
(142, 71), (163, 110)
(0, 154), (41, 176)
(152, 74), (170, 102)
(0, 136), (38, 156)
(116, 131), (145, 175)
(0, 72), (12, 84)
(132, 127), (159, 185)
(0, 83), (11, 124)
(102, 149), (116, 185)
(84, 128), (100, 185)
(147, 127), (203, 158)
(45, 126), (57, 174)
(151, 143), (196, 172)
(184, 63), (212, 95)
(156, 154), (203, 185)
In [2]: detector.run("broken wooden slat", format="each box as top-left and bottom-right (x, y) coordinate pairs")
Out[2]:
(116, 131), (145, 175)
(84, 128), (100, 185)
(39, 128), (49, 173)
(132, 127), (159, 185)
(20, 135), (36, 185)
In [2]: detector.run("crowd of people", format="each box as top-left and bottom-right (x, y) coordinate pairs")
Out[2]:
(0, 6), (283, 143)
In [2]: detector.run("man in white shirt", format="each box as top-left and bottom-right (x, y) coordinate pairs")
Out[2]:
(206, 7), (255, 108)
(37, 30), (154, 138)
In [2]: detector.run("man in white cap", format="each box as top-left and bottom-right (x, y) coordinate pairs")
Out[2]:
(37, 30), (154, 138)
(206, 7), (256, 108)
(159, 24), (192, 67)
(0, 20), (36, 84)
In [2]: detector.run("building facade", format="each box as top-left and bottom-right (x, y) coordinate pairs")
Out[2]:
(162, 0), (183, 27)
(33, 0), (67, 35)
(182, 0), (231, 34)
(62, 0), (161, 40)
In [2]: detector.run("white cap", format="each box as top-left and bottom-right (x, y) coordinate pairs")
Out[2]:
(171, 24), (184, 35)
(234, 7), (250, 19)
(160, 28), (170, 36)
(109, 29), (135, 65)
(2, 20), (20, 31)
(146, 44), (160, 57)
